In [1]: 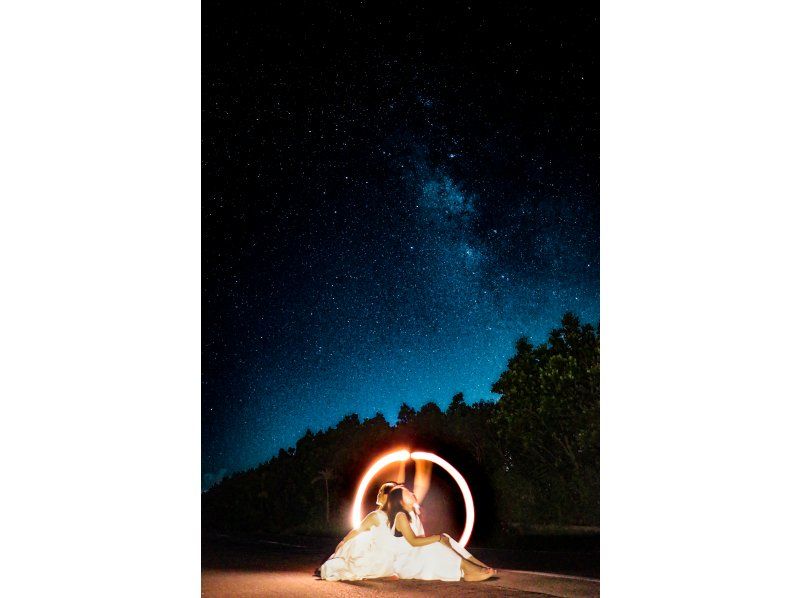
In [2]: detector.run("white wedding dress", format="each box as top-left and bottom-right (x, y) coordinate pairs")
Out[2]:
(319, 510), (396, 581)
(390, 510), (465, 581)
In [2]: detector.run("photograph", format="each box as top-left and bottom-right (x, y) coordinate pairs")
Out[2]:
(5, 1), (799, 597)
(202, 2), (599, 596)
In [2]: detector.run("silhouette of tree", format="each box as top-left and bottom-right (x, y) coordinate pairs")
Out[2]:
(312, 468), (335, 523)
(202, 313), (600, 535)
(492, 312), (600, 523)
(397, 402), (416, 425)
(446, 392), (468, 417)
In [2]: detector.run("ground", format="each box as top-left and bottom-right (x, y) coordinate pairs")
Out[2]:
(202, 534), (599, 597)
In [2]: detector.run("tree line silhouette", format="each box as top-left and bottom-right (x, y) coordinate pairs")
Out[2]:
(202, 313), (599, 539)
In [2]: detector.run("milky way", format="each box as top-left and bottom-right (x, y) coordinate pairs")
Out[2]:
(203, 2), (598, 488)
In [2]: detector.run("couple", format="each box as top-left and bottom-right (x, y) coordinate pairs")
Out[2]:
(319, 481), (496, 582)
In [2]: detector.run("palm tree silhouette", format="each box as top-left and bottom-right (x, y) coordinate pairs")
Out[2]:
(312, 468), (334, 524)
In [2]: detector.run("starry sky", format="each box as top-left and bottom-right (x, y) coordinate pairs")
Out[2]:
(202, 1), (598, 490)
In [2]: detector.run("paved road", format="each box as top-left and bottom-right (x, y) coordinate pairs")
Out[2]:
(202, 568), (599, 597)
(202, 536), (599, 597)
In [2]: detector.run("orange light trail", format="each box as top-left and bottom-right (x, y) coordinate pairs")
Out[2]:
(350, 449), (475, 546)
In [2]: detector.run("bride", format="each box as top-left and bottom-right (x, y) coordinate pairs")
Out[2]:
(391, 485), (494, 577)
(386, 486), (496, 582)
(319, 482), (399, 581)
(319, 481), (496, 582)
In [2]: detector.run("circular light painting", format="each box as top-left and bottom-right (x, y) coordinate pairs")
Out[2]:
(351, 449), (475, 546)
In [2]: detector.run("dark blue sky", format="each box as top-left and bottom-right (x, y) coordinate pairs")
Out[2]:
(203, 2), (598, 490)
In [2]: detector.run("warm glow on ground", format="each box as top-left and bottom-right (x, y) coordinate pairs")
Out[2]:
(351, 449), (475, 546)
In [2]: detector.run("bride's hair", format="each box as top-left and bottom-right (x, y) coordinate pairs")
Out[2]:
(385, 486), (411, 534)
(376, 481), (398, 505)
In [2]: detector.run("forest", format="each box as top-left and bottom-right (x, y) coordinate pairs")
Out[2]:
(202, 313), (599, 541)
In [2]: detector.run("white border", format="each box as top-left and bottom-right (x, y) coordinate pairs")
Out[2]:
(1, 1), (199, 596)
(603, 1), (800, 595)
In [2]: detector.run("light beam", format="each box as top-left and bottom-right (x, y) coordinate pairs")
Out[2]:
(350, 449), (475, 546)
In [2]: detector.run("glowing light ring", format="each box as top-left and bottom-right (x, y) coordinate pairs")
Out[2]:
(351, 449), (475, 546)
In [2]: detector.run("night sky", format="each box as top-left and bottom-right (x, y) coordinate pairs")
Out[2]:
(203, 2), (598, 490)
